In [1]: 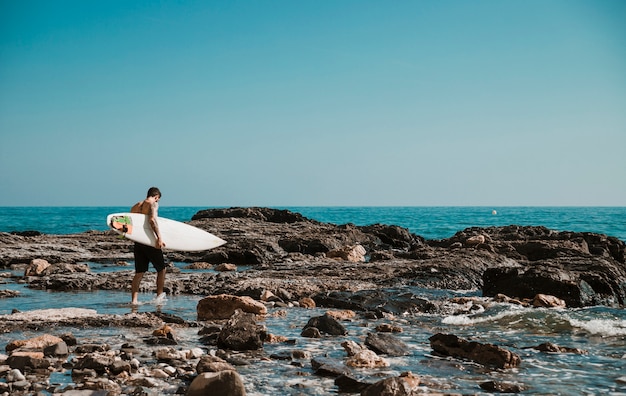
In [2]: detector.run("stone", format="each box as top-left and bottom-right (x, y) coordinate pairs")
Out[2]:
(43, 341), (69, 357)
(6, 334), (63, 352)
(24, 258), (51, 276)
(215, 263), (237, 271)
(466, 235), (486, 247)
(533, 294), (566, 308)
(196, 355), (237, 373)
(217, 310), (267, 351)
(327, 244), (367, 262)
(298, 297), (316, 308)
(346, 349), (389, 368)
(361, 372), (421, 396)
(197, 294), (267, 320)
(302, 313), (347, 336)
(186, 370), (246, 396)
(365, 332), (409, 356)
(429, 333), (521, 369)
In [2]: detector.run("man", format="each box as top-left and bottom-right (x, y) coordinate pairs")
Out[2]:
(130, 187), (166, 305)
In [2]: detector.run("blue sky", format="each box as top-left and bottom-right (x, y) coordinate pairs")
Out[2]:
(1, 0), (625, 206)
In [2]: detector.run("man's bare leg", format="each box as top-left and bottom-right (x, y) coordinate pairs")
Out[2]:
(131, 272), (145, 304)
(156, 269), (166, 297)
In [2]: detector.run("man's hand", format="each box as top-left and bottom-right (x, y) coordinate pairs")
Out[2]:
(156, 237), (166, 249)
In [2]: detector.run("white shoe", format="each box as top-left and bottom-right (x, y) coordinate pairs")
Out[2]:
(154, 292), (167, 302)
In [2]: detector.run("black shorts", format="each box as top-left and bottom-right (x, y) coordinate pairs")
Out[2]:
(133, 243), (166, 273)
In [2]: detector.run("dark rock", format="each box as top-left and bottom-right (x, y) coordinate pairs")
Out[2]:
(301, 327), (322, 338)
(7, 355), (50, 371)
(310, 356), (351, 377)
(361, 372), (421, 396)
(530, 342), (588, 354)
(217, 310), (267, 351)
(365, 332), (410, 356)
(480, 380), (527, 393)
(314, 289), (438, 315)
(334, 374), (371, 393)
(429, 333), (521, 369)
(43, 341), (69, 357)
(73, 353), (115, 373)
(302, 313), (347, 336)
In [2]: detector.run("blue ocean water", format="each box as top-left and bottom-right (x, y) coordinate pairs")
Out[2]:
(2, 206), (626, 394)
(1, 206), (625, 241)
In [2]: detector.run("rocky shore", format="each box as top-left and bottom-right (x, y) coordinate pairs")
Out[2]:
(1, 207), (625, 395)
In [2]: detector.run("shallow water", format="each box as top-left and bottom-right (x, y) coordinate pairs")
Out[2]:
(2, 266), (625, 395)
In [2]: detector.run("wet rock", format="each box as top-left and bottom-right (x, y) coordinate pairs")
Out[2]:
(365, 332), (409, 356)
(533, 293), (566, 308)
(196, 355), (237, 373)
(6, 354), (50, 371)
(302, 313), (347, 336)
(197, 294), (267, 320)
(429, 333), (521, 369)
(217, 310), (267, 351)
(311, 356), (351, 377)
(480, 380), (527, 393)
(531, 342), (588, 354)
(301, 327), (322, 338)
(314, 289), (438, 315)
(187, 370), (247, 396)
(73, 353), (115, 374)
(6, 334), (63, 352)
(361, 371), (421, 396)
(43, 341), (69, 357)
(334, 374), (371, 393)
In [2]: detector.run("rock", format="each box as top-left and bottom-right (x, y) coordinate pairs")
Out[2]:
(325, 309), (356, 321)
(466, 235), (486, 247)
(335, 374), (371, 393)
(310, 356), (351, 377)
(215, 263), (237, 271)
(480, 380), (527, 393)
(43, 341), (69, 357)
(361, 372), (421, 396)
(6, 354), (50, 371)
(187, 370), (247, 396)
(73, 353), (115, 373)
(298, 297), (316, 308)
(196, 355), (237, 373)
(375, 323), (403, 333)
(197, 294), (267, 320)
(301, 327), (322, 338)
(6, 334), (63, 352)
(217, 310), (267, 351)
(365, 332), (409, 356)
(346, 349), (389, 368)
(302, 313), (347, 336)
(327, 244), (367, 262)
(533, 293), (566, 308)
(24, 258), (51, 276)
(429, 333), (521, 369)
(531, 342), (588, 354)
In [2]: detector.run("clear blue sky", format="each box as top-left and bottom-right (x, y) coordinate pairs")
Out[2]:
(1, 0), (625, 206)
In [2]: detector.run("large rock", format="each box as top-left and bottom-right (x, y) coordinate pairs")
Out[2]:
(429, 333), (521, 369)
(217, 310), (267, 351)
(361, 372), (421, 396)
(186, 370), (246, 396)
(302, 313), (347, 336)
(197, 294), (267, 320)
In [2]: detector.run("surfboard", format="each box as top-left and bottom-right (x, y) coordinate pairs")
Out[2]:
(106, 213), (226, 252)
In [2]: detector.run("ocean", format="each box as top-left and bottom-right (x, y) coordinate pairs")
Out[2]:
(1, 206), (626, 395)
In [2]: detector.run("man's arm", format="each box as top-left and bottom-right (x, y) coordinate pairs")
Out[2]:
(148, 201), (166, 249)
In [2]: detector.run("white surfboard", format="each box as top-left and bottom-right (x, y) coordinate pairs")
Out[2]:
(106, 213), (226, 252)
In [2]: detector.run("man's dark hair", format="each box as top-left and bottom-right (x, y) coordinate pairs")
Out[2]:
(147, 187), (161, 198)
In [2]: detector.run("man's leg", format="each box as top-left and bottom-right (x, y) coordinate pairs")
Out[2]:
(156, 269), (165, 297)
(131, 272), (144, 304)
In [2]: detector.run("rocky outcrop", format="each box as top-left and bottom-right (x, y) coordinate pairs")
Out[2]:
(2, 208), (625, 310)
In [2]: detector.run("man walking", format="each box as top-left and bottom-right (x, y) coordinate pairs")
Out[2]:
(130, 187), (166, 305)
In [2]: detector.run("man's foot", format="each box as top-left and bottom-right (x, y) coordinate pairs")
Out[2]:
(153, 292), (167, 304)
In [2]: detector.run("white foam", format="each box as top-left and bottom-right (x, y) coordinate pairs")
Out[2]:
(567, 317), (626, 337)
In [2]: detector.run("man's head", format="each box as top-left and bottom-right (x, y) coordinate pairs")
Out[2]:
(147, 187), (162, 199)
